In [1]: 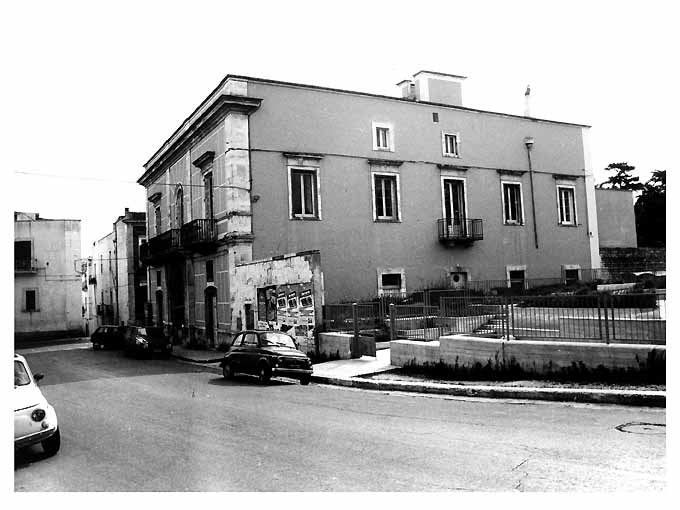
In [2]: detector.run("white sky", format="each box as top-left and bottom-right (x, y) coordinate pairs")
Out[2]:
(4, 0), (675, 252)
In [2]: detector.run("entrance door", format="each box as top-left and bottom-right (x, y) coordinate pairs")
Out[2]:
(443, 179), (466, 236)
(155, 290), (164, 327)
(205, 287), (218, 347)
(167, 261), (185, 332)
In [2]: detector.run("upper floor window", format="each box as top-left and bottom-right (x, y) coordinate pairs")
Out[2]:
(442, 132), (460, 157)
(288, 167), (320, 219)
(108, 250), (112, 272)
(372, 121), (394, 152)
(14, 240), (32, 271)
(154, 206), (162, 235)
(557, 185), (577, 225)
(372, 173), (400, 221)
(204, 172), (214, 220)
(206, 260), (214, 282)
(175, 186), (184, 227)
(502, 182), (524, 225)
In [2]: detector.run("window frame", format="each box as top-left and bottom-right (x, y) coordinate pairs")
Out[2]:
(288, 165), (321, 220)
(371, 171), (401, 222)
(501, 181), (525, 225)
(556, 184), (577, 226)
(377, 268), (406, 297)
(440, 176), (468, 225)
(506, 265), (527, 290)
(441, 131), (461, 158)
(372, 121), (395, 152)
(23, 288), (39, 312)
(203, 171), (214, 220)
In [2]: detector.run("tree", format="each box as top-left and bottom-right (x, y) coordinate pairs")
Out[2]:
(597, 162), (643, 191)
(635, 170), (666, 247)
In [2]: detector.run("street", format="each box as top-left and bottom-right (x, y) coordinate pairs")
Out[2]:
(14, 345), (665, 491)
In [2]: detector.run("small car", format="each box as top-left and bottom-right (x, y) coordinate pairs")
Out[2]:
(14, 353), (60, 456)
(123, 326), (173, 358)
(220, 330), (313, 385)
(91, 325), (124, 350)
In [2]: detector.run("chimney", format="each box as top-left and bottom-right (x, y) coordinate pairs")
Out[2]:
(125, 207), (130, 217)
(524, 85), (531, 117)
(397, 79), (416, 100)
(411, 71), (466, 106)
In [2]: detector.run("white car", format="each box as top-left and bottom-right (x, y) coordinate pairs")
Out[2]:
(14, 353), (60, 455)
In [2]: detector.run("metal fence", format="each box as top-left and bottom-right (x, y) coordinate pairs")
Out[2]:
(324, 292), (665, 345)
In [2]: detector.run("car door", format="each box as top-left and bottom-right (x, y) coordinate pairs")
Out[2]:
(227, 333), (245, 371)
(239, 333), (260, 374)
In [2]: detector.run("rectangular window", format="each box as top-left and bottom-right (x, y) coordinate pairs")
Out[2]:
(372, 122), (394, 151)
(508, 269), (526, 292)
(378, 269), (405, 297)
(204, 172), (214, 220)
(25, 289), (37, 312)
(289, 167), (319, 219)
(502, 182), (524, 225)
(557, 186), (577, 225)
(442, 132), (460, 157)
(14, 240), (32, 271)
(373, 173), (400, 221)
(206, 260), (214, 282)
(564, 268), (580, 284)
(156, 270), (161, 288)
(154, 206), (162, 235)
(108, 250), (112, 271)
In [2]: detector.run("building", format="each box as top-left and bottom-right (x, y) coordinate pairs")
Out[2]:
(138, 71), (601, 347)
(85, 209), (147, 332)
(595, 188), (637, 249)
(14, 212), (83, 341)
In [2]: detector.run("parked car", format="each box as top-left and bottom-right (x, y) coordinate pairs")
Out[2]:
(14, 354), (61, 456)
(123, 326), (173, 358)
(220, 330), (313, 385)
(91, 325), (124, 350)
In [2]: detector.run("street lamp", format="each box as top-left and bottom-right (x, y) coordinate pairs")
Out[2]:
(524, 137), (539, 249)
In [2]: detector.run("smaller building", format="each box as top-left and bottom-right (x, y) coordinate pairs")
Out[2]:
(15, 212), (83, 341)
(596, 188), (637, 248)
(85, 209), (147, 332)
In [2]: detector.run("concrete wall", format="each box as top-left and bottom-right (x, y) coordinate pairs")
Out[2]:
(596, 189), (637, 248)
(247, 80), (595, 302)
(391, 334), (665, 374)
(15, 216), (83, 338)
(318, 332), (352, 359)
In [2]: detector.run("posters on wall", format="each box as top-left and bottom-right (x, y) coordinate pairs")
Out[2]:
(256, 282), (316, 350)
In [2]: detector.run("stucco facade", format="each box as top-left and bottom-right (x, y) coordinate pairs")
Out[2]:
(14, 212), (83, 340)
(138, 72), (601, 344)
(85, 209), (147, 332)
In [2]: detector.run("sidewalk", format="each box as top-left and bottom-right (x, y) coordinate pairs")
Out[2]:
(171, 345), (665, 407)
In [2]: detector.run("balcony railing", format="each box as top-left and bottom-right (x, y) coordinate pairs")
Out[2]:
(437, 218), (483, 245)
(140, 229), (181, 265)
(181, 219), (217, 248)
(15, 258), (37, 273)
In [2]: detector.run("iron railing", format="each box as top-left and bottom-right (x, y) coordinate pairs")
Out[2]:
(437, 218), (483, 244)
(141, 229), (181, 264)
(181, 218), (217, 247)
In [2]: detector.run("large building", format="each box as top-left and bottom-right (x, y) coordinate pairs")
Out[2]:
(85, 209), (147, 332)
(138, 71), (601, 346)
(14, 212), (83, 341)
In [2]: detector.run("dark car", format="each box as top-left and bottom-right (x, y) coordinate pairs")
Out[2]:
(91, 325), (124, 350)
(123, 326), (173, 358)
(220, 330), (313, 385)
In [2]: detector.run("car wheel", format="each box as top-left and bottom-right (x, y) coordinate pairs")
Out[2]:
(42, 428), (61, 456)
(300, 375), (311, 386)
(257, 364), (271, 384)
(222, 362), (234, 380)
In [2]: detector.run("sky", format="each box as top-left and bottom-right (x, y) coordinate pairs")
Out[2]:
(4, 0), (675, 254)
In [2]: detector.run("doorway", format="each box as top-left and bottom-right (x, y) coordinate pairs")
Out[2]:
(443, 178), (467, 236)
(205, 286), (218, 347)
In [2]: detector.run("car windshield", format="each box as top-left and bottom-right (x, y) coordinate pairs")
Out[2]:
(260, 332), (297, 349)
(136, 327), (163, 337)
(14, 360), (31, 387)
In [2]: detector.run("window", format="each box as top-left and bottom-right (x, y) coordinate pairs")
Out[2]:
(378, 269), (405, 296)
(557, 185), (577, 225)
(156, 270), (161, 288)
(289, 167), (319, 219)
(372, 122), (394, 151)
(108, 250), (112, 272)
(204, 172), (214, 220)
(14, 240), (32, 271)
(562, 265), (581, 284)
(373, 173), (400, 221)
(206, 260), (214, 282)
(442, 132), (460, 157)
(502, 182), (524, 225)
(25, 289), (37, 312)
(441, 177), (467, 231)
(154, 206), (162, 235)
(506, 265), (527, 292)
(432, 112), (439, 123)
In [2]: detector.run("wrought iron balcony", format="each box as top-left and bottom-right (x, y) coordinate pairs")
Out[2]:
(15, 258), (37, 273)
(140, 229), (181, 265)
(181, 219), (217, 250)
(437, 218), (483, 246)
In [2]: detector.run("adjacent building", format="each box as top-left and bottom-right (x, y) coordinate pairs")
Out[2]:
(85, 209), (147, 332)
(138, 71), (602, 346)
(14, 212), (83, 341)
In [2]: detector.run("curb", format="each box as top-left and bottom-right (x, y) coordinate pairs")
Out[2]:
(171, 354), (224, 364)
(171, 358), (665, 407)
(309, 375), (666, 407)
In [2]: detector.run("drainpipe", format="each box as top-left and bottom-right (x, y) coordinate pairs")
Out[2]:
(524, 137), (539, 249)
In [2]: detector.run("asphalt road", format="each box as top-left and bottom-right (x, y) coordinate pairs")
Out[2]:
(14, 345), (666, 491)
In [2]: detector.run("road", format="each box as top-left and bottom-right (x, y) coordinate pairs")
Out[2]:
(14, 344), (665, 491)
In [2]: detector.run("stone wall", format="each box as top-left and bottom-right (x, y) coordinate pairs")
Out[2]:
(600, 247), (665, 270)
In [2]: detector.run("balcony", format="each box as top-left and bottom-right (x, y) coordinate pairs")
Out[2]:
(140, 229), (181, 265)
(437, 218), (483, 246)
(181, 219), (217, 251)
(15, 258), (37, 274)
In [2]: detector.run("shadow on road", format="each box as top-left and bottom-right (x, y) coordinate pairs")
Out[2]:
(207, 375), (296, 387)
(14, 445), (54, 470)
